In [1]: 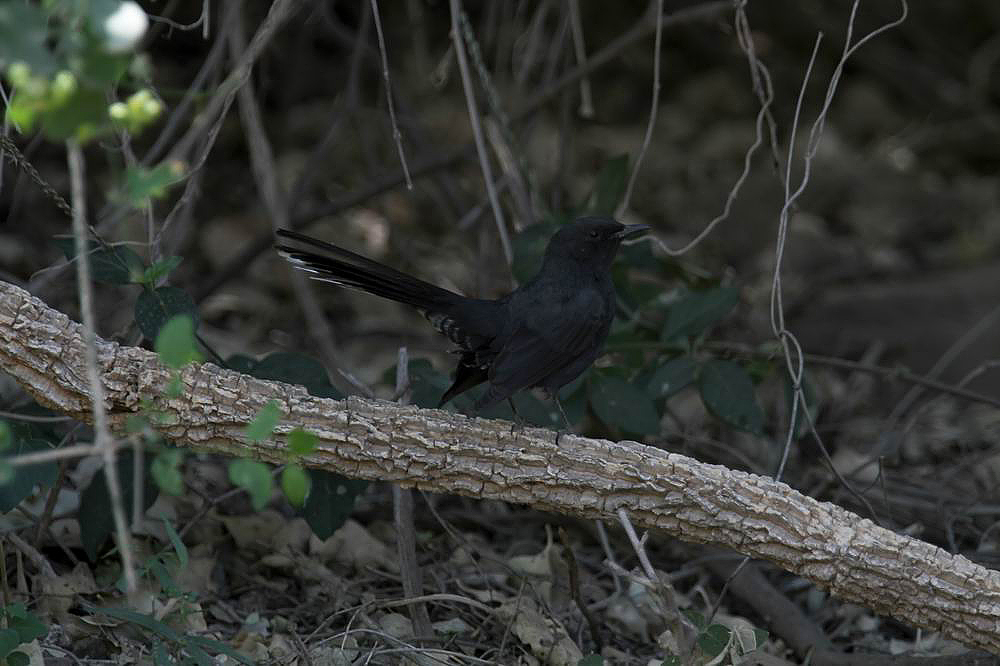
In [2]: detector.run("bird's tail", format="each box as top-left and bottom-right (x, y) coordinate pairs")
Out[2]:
(275, 229), (463, 312)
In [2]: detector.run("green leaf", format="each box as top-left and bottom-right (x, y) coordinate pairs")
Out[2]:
(53, 238), (146, 285)
(228, 459), (272, 511)
(287, 428), (318, 456)
(682, 609), (706, 630)
(588, 154), (629, 215)
(301, 470), (366, 540)
(244, 401), (282, 442)
(6, 606), (46, 644)
(163, 519), (188, 568)
(0, 437), (58, 511)
(752, 627), (769, 649)
(139, 256), (182, 286)
(119, 162), (186, 207)
(577, 656), (604, 666)
(698, 360), (764, 435)
(588, 372), (660, 435)
(250, 353), (342, 399)
(79, 451), (158, 561)
(150, 449), (184, 495)
(281, 465), (310, 508)
(647, 357), (697, 399)
(135, 286), (198, 341)
(146, 556), (181, 597)
(40, 84), (107, 141)
(662, 287), (739, 341)
(697, 624), (732, 658)
(7, 650), (29, 666)
(88, 605), (182, 643)
(0, 421), (9, 451)
(155, 315), (201, 369)
(0, 5), (56, 74)
(660, 657), (682, 666)
(0, 628), (21, 659)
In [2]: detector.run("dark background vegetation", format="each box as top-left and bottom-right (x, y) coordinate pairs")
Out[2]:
(3, 0), (1000, 663)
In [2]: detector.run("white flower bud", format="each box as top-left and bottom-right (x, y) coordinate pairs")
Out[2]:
(103, 1), (149, 53)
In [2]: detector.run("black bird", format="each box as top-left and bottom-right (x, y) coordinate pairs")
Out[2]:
(275, 217), (649, 426)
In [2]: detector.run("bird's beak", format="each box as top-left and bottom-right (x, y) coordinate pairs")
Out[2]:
(616, 224), (650, 240)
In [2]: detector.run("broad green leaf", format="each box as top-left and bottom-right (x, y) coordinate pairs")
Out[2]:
(53, 238), (145, 285)
(588, 373), (660, 435)
(4, 604), (46, 646)
(119, 162), (185, 207)
(135, 286), (198, 341)
(588, 154), (629, 215)
(150, 449), (184, 495)
(0, 5), (56, 74)
(79, 451), (157, 561)
(139, 255), (182, 286)
(647, 357), (697, 398)
(244, 401), (281, 442)
(662, 287), (739, 341)
(0, 437), (57, 511)
(660, 657), (682, 666)
(39, 84), (107, 140)
(0, 421), (9, 451)
(752, 628), (769, 649)
(281, 465), (310, 507)
(287, 428), (318, 455)
(228, 459), (272, 511)
(7, 649), (29, 666)
(698, 360), (764, 435)
(301, 470), (366, 540)
(250, 352), (342, 399)
(154, 315), (201, 369)
(577, 656), (604, 666)
(682, 609), (706, 630)
(0, 628), (21, 659)
(697, 624), (732, 658)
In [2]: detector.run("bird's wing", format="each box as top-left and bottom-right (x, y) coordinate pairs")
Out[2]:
(476, 287), (610, 407)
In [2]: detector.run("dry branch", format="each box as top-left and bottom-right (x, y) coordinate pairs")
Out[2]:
(0, 278), (998, 654)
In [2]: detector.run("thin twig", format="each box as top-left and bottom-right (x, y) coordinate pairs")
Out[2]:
(193, 1), (732, 302)
(619, 0), (665, 216)
(67, 140), (137, 595)
(449, 0), (513, 264)
(566, 0), (594, 118)
(369, 0), (413, 189)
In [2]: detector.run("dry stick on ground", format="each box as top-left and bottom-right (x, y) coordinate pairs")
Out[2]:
(2, 279), (1000, 654)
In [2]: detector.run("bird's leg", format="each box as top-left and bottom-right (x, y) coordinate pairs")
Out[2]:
(507, 398), (525, 435)
(551, 394), (572, 446)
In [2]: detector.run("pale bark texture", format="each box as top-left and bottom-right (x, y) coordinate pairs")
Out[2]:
(1, 279), (999, 653)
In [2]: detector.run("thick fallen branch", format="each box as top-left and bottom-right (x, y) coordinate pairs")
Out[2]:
(1, 279), (999, 654)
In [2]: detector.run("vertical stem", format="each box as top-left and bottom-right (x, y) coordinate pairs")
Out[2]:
(67, 140), (137, 595)
(448, 0), (513, 265)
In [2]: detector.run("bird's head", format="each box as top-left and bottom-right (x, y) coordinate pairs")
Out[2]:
(543, 216), (650, 272)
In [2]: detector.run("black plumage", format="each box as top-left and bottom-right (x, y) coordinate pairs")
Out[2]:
(275, 217), (648, 422)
